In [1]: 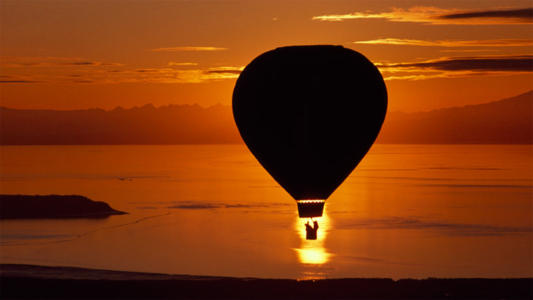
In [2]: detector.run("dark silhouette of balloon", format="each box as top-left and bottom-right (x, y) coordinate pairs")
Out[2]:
(233, 45), (387, 218)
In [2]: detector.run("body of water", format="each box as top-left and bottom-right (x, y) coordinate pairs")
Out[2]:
(1, 144), (531, 279)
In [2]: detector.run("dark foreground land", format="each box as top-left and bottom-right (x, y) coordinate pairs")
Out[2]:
(1, 264), (531, 299)
(0, 195), (127, 219)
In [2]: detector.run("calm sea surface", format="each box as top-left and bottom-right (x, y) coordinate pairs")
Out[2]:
(1, 145), (531, 279)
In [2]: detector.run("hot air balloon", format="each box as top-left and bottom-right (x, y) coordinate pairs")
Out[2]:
(233, 45), (387, 219)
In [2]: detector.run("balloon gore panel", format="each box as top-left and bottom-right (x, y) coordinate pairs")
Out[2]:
(233, 45), (387, 204)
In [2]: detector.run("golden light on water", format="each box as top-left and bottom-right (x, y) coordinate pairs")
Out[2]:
(294, 205), (331, 266)
(1, 145), (532, 279)
(295, 241), (330, 265)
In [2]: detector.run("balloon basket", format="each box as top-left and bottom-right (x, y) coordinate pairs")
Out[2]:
(296, 200), (325, 218)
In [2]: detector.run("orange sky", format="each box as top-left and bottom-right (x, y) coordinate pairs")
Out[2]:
(1, 0), (532, 112)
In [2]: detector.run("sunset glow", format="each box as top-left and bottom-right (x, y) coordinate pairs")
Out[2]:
(0, 0), (531, 288)
(1, 0), (531, 112)
(295, 211), (332, 269)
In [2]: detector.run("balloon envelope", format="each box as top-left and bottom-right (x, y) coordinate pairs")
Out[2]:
(233, 45), (387, 217)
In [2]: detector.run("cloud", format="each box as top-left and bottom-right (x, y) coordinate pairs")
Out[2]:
(1, 57), (123, 68)
(135, 69), (164, 73)
(313, 6), (533, 25)
(1, 56), (82, 62)
(0, 80), (42, 83)
(437, 7), (533, 23)
(0, 74), (45, 83)
(205, 67), (243, 74)
(122, 67), (244, 83)
(334, 216), (532, 237)
(1, 55), (243, 84)
(382, 54), (533, 72)
(377, 54), (533, 80)
(202, 66), (244, 80)
(149, 47), (228, 52)
(60, 62), (121, 66)
(168, 62), (198, 66)
(312, 11), (387, 21)
(353, 38), (533, 47)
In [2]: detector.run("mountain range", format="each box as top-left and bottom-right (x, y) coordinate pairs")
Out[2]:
(1, 91), (531, 145)
(376, 90), (532, 144)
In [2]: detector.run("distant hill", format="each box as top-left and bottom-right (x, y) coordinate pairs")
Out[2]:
(376, 91), (532, 144)
(1, 91), (531, 145)
(0, 103), (242, 145)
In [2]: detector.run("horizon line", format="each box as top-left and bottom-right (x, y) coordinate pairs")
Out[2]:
(1, 89), (531, 114)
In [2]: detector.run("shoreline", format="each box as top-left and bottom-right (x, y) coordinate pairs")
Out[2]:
(0, 195), (127, 219)
(1, 264), (532, 299)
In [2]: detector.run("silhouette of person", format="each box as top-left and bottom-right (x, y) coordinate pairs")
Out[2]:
(305, 221), (313, 230)
(305, 219), (318, 240)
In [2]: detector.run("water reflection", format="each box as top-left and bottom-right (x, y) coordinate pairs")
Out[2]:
(296, 239), (329, 265)
(3, 145), (530, 279)
(294, 207), (331, 267)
